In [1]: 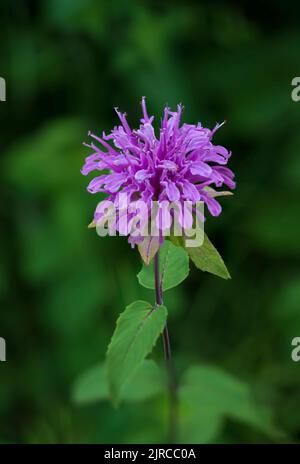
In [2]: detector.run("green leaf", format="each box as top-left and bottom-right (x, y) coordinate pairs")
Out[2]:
(137, 241), (189, 291)
(106, 300), (167, 405)
(72, 360), (166, 405)
(72, 363), (108, 404)
(179, 365), (281, 443)
(122, 360), (166, 402)
(186, 233), (231, 280)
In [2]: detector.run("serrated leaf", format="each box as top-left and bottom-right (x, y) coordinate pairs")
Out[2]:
(187, 233), (231, 280)
(106, 300), (167, 405)
(179, 365), (281, 443)
(72, 360), (166, 405)
(137, 241), (189, 291)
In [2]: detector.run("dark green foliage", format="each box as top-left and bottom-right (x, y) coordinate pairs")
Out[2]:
(0, 0), (300, 444)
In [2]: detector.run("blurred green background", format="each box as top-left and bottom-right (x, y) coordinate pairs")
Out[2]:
(1, 0), (300, 444)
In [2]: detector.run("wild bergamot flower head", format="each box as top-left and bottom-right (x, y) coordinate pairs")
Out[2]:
(82, 98), (235, 245)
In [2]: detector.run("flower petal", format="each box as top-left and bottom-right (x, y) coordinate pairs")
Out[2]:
(181, 180), (200, 202)
(104, 173), (127, 193)
(163, 180), (180, 201)
(190, 161), (212, 177)
(135, 169), (152, 181)
(202, 193), (222, 216)
(87, 175), (107, 193)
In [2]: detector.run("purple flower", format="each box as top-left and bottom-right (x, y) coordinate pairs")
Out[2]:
(82, 98), (235, 244)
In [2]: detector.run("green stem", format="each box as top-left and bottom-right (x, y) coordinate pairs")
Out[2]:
(154, 250), (178, 443)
